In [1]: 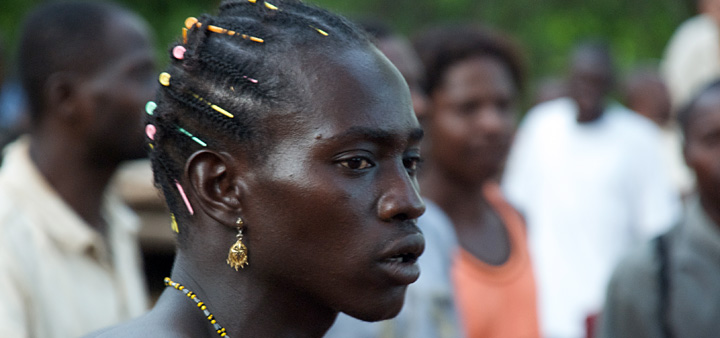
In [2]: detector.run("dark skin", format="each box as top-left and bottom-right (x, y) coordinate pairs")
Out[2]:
(683, 88), (720, 227)
(376, 35), (429, 121)
(92, 46), (425, 337)
(28, 11), (155, 232)
(421, 56), (517, 266)
(624, 72), (672, 127)
(568, 46), (614, 123)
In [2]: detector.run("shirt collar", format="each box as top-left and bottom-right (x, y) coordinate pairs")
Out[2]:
(0, 137), (138, 256)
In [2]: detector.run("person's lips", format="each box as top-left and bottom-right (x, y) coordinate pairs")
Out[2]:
(377, 232), (425, 285)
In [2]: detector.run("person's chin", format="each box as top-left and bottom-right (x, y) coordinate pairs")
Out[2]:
(341, 286), (407, 322)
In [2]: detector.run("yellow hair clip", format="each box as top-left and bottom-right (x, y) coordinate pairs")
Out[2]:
(170, 213), (179, 233)
(311, 26), (329, 36)
(159, 72), (171, 87)
(265, 2), (278, 10)
(191, 93), (235, 119)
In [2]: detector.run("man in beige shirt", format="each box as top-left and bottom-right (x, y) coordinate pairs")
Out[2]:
(0, 2), (156, 337)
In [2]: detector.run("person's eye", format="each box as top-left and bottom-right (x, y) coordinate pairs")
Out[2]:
(403, 155), (424, 175)
(339, 157), (374, 170)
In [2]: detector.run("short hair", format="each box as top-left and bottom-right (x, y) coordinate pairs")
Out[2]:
(148, 0), (371, 228)
(677, 79), (720, 137)
(412, 24), (525, 96)
(18, 1), (129, 123)
(570, 40), (614, 74)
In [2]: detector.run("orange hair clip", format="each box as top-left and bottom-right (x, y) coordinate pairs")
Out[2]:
(184, 17), (264, 43)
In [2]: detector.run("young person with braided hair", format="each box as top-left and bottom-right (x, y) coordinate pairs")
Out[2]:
(88, 0), (426, 337)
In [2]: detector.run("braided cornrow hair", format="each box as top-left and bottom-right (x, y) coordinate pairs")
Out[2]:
(147, 0), (371, 235)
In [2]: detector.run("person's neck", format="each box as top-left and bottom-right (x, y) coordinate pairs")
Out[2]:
(420, 163), (491, 223)
(29, 133), (118, 232)
(168, 251), (337, 338)
(576, 109), (604, 124)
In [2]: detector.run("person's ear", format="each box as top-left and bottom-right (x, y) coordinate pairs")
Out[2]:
(45, 72), (88, 123)
(186, 150), (245, 228)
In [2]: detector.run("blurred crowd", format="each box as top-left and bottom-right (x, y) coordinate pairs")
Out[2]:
(0, 0), (719, 337)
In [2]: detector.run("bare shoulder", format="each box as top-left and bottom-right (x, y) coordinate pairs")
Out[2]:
(84, 310), (184, 338)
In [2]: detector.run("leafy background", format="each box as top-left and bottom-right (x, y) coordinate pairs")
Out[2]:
(0, 0), (698, 98)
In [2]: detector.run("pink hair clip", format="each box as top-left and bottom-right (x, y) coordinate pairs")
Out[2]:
(175, 180), (195, 215)
(172, 45), (187, 60)
(145, 124), (157, 140)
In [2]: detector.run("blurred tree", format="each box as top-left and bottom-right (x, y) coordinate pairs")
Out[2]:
(0, 0), (698, 103)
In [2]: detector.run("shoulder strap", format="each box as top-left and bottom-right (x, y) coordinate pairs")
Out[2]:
(656, 233), (675, 338)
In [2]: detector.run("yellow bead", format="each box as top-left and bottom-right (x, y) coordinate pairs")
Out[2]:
(201, 305), (207, 310)
(211, 319), (216, 324)
(159, 72), (171, 87)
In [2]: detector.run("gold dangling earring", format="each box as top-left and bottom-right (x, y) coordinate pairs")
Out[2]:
(226, 217), (249, 271)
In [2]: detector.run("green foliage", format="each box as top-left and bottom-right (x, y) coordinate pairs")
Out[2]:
(0, 0), (698, 86)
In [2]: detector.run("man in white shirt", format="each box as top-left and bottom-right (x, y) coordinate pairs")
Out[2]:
(0, 2), (156, 337)
(503, 42), (681, 338)
(661, 0), (720, 110)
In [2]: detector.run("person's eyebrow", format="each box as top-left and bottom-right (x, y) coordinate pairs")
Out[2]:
(324, 126), (424, 145)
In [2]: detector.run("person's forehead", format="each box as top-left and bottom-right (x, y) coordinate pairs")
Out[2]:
(83, 12), (152, 76)
(298, 46), (417, 136)
(688, 91), (720, 131)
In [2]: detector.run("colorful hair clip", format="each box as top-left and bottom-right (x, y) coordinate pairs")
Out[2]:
(248, 0), (257, 3)
(170, 213), (179, 233)
(175, 180), (195, 215)
(182, 27), (188, 44)
(185, 17), (201, 29)
(265, 2), (278, 10)
(145, 101), (157, 115)
(178, 126), (208, 147)
(311, 26), (329, 37)
(159, 72), (171, 87)
(145, 124), (157, 140)
(243, 76), (259, 84)
(191, 93), (235, 118)
(173, 45), (187, 60)
(206, 24), (264, 43)
(149, 143), (155, 150)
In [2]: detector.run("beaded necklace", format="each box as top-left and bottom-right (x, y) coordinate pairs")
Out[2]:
(164, 277), (230, 337)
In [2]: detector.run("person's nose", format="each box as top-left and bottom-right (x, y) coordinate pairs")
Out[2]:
(377, 163), (426, 222)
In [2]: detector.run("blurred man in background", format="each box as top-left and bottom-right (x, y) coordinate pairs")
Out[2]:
(662, 0), (720, 110)
(0, 2), (155, 337)
(623, 66), (694, 196)
(503, 41), (681, 338)
(599, 79), (720, 338)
